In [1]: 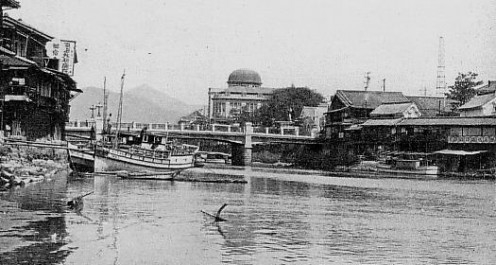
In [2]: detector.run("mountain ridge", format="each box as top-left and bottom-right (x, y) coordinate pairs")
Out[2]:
(69, 85), (202, 123)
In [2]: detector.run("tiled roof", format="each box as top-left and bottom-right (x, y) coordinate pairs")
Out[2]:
(0, 0), (20, 8)
(370, 102), (414, 116)
(0, 54), (34, 68)
(475, 80), (496, 94)
(458, 92), (496, 110)
(406, 96), (453, 117)
(362, 118), (403, 126)
(398, 117), (496, 126)
(3, 16), (53, 41)
(335, 90), (409, 109)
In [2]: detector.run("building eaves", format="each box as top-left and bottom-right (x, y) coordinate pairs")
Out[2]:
(1, 0), (20, 8)
(362, 118), (403, 126)
(398, 117), (496, 126)
(2, 16), (53, 41)
(458, 92), (495, 110)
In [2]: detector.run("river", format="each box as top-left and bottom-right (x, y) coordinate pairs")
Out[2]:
(0, 167), (495, 264)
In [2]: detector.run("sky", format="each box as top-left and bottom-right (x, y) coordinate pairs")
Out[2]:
(8, 0), (496, 105)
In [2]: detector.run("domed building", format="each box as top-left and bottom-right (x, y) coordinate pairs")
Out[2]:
(227, 69), (262, 87)
(208, 69), (275, 123)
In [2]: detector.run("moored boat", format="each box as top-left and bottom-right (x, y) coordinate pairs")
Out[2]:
(116, 170), (181, 180)
(68, 72), (198, 174)
(93, 142), (197, 173)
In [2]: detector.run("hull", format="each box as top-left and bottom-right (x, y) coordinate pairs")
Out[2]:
(377, 166), (439, 177)
(117, 171), (180, 180)
(69, 148), (95, 171)
(94, 148), (194, 173)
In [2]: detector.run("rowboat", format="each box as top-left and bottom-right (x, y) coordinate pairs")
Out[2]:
(116, 170), (181, 180)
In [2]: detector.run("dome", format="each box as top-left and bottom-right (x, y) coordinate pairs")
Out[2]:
(227, 69), (262, 87)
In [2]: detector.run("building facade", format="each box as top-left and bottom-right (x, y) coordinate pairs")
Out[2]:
(0, 4), (79, 140)
(207, 69), (274, 123)
(458, 81), (496, 117)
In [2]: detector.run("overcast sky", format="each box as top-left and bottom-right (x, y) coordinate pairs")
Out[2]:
(9, 0), (496, 105)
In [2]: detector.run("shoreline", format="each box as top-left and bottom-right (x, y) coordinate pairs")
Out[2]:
(200, 162), (496, 180)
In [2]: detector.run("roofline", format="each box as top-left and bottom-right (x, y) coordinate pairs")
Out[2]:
(1, 0), (20, 9)
(336, 89), (404, 94)
(2, 16), (53, 41)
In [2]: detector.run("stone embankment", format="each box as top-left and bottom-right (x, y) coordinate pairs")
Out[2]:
(0, 143), (69, 191)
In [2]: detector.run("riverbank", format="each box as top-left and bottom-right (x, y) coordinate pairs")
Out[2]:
(203, 162), (496, 180)
(0, 141), (70, 191)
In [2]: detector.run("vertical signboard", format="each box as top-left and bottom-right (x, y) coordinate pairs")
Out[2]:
(45, 39), (77, 76)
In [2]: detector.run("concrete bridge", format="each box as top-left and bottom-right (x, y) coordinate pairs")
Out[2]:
(65, 120), (321, 166)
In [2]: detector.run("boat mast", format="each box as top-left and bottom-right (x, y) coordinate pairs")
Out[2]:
(113, 70), (125, 148)
(102, 76), (108, 134)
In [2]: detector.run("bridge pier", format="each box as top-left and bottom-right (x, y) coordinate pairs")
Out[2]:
(231, 122), (253, 166)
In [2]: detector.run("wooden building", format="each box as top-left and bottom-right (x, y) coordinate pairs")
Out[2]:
(324, 90), (408, 140)
(0, 8), (80, 140)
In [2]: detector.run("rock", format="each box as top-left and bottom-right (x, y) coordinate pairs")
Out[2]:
(1, 168), (13, 178)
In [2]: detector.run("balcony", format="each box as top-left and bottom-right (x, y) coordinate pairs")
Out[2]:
(2, 85), (37, 102)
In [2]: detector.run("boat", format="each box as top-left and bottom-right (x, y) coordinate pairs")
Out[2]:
(68, 143), (95, 171)
(116, 170), (181, 180)
(68, 73), (198, 174)
(195, 151), (231, 164)
(349, 152), (440, 178)
(92, 140), (198, 173)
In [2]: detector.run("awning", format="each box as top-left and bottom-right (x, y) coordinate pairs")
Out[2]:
(433, 149), (488, 156)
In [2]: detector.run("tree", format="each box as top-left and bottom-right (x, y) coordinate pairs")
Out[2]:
(252, 86), (325, 126)
(446, 72), (483, 109)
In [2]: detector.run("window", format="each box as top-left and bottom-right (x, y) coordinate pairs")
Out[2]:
(482, 127), (495, 136)
(463, 127), (481, 136)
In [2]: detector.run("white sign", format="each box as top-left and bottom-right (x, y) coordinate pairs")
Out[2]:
(45, 39), (76, 76)
(448, 135), (496, 144)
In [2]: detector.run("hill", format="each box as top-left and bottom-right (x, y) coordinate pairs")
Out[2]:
(69, 85), (202, 123)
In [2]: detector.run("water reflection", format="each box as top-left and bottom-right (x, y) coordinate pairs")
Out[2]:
(0, 171), (70, 264)
(1, 171), (495, 264)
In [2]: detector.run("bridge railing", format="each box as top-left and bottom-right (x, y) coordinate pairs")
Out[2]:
(66, 121), (316, 138)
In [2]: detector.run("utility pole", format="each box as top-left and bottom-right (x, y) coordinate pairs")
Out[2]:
(364, 72), (371, 91)
(419, 86), (428, 96)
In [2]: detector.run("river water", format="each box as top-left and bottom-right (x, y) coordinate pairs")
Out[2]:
(1, 167), (495, 264)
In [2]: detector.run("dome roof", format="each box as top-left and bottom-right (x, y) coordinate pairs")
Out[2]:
(227, 69), (262, 87)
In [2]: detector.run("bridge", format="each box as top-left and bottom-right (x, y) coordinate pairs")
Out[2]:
(65, 120), (321, 165)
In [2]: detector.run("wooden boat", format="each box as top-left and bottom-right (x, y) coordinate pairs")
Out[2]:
(93, 143), (197, 173)
(195, 151), (231, 164)
(68, 144), (95, 171)
(69, 73), (199, 174)
(116, 170), (181, 180)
